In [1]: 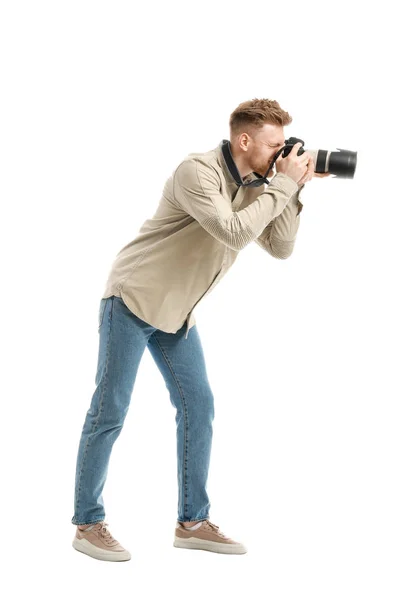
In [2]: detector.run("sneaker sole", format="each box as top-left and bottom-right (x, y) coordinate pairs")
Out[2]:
(173, 536), (247, 554)
(72, 537), (131, 561)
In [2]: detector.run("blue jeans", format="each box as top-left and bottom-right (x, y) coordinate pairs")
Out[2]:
(71, 295), (215, 526)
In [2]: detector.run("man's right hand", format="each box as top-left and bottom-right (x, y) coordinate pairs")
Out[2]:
(275, 142), (311, 184)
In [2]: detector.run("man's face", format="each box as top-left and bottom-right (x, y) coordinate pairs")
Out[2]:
(245, 123), (285, 177)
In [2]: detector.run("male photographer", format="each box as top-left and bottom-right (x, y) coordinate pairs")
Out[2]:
(71, 98), (329, 561)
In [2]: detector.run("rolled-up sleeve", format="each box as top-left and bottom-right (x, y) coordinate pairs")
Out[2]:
(173, 159), (299, 251)
(254, 185), (304, 259)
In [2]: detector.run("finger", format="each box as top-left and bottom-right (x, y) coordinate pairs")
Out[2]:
(301, 150), (312, 163)
(299, 159), (314, 185)
(305, 160), (314, 182)
(289, 142), (304, 156)
(297, 168), (309, 186)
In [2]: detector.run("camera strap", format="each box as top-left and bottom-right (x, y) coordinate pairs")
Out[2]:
(220, 139), (272, 187)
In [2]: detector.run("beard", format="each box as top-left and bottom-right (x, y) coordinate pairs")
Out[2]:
(251, 159), (275, 178)
(261, 164), (275, 177)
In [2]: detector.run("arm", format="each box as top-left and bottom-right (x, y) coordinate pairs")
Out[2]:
(254, 185), (305, 259)
(173, 159), (299, 251)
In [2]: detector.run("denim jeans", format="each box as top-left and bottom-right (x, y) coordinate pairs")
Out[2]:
(71, 295), (215, 526)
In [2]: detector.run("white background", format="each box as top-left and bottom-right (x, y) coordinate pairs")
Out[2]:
(1, 1), (399, 598)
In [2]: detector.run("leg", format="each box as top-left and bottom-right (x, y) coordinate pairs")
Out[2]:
(147, 323), (215, 523)
(71, 296), (156, 525)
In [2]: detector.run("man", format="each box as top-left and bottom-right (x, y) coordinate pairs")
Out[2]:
(71, 98), (329, 561)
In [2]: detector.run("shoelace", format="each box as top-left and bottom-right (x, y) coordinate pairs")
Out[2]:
(203, 519), (228, 539)
(94, 521), (115, 543)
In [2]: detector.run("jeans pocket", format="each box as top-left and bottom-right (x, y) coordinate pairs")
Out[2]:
(98, 298), (107, 331)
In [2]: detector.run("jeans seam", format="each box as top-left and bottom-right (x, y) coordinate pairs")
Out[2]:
(152, 333), (190, 520)
(75, 297), (113, 518)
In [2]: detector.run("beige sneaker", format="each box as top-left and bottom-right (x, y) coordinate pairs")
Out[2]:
(174, 519), (247, 554)
(72, 521), (131, 561)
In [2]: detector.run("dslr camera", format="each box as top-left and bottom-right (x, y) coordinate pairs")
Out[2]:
(275, 136), (357, 178)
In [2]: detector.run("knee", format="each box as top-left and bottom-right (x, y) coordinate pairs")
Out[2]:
(196, 386), (215, 422)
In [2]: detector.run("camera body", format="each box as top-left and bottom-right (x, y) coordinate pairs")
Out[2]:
(281, 136), (306, 158)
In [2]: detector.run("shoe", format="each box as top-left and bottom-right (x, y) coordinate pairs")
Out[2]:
(72, 521), (131, 561)
(173, 519), (247, 554)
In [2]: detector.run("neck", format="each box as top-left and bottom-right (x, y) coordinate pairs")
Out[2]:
(230, 144), (252, 179)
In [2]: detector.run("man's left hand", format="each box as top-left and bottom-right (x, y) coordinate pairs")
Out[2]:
(297, 154), (331, 186)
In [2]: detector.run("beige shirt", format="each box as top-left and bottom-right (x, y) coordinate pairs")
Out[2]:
(102, 140), (304, 339)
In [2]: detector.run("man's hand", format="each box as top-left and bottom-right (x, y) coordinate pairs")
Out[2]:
(298, 157), (331, 185)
